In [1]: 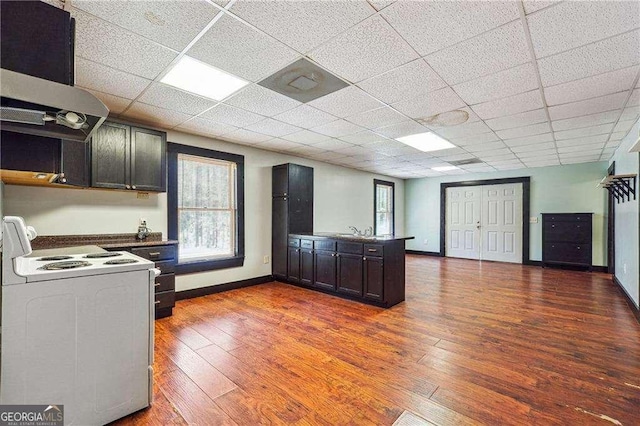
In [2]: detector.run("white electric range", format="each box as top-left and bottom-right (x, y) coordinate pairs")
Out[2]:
(1, 216), (158, 425)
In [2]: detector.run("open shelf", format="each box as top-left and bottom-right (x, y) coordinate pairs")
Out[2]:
(599, 173), (637, 203)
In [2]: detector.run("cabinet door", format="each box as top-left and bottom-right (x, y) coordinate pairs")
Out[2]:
(272, 197), (288, 279)
(130, 127), (166, 192)
(364, 257), (383, 301)
(272, 165), (289, 197)
(91, 122), (129, 189)
(300, 249), (314, 286)
(288, 247), (301, 283)
(61, 139), (90, 187)
(337, 253), (363, 297)
(314, 251), (336, 291)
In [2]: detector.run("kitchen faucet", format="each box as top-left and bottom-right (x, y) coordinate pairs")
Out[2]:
(348, 226), (373, 237)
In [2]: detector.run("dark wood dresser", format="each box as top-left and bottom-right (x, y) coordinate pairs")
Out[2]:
(542, 213), (593, 271)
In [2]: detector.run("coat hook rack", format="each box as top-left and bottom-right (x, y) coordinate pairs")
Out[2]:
(598, 174), (637, 203)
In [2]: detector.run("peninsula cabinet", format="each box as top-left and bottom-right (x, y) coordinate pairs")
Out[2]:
(91, 122), (167, 192)
(285, 235), (410, 308)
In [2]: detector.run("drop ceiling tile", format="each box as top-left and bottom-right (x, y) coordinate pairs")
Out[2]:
(485, 109), (548, 131)
(523, 1), (560, 15)
(138, 83), (216, 115)
(230, 1), (375, 53)
(528, 1), (640, 58)
(225, 85), (301, 116)
(554, 123), (614, 141)
(287, 145), (328, 157)
(524, 159), (561, 167)
(313, 139), (355, 151)
(439, 153), (477, 162)
(309, 16), (419, 83)
(372, 143), (419, 157)
(494, 163), (527, 170)
(431, 147), (467, 158)
(465, 141), (508, 152)
(537, 30), (640, 86)
(424, 21), (529, 85)
(620, 106), (640, 122)
(393, 87), (466, 120)
(339, 131), (392, 145)
(557, 143), (605, 154)
(605, 140), (621, 149)
(357, 59), (447, 105)
(200, 103), (265, 127)
(256, 138), (305, 151)
(368, 1), (395, 11)
(121, 102), (191, 128)
(486, 159), (522, 166)
(544, 66), (638, 106)
(495, 122), (551, 140)
(551, 110), (621, 131)
(176, 117), (238, 138)
(609, 132), (628, 141)
(328, 155), (360, 166)
(335, 144), (394, 158)
(518, 150), (558, 160)
(555, 134), (609, 147)
(272, 105), (337, 128)
(365, 139), (408, 153)
(224, 128), (274, 144)
(381, 1), (518, 56)
(347, 107), (408, 129)
(628, 89), (640, 107)
(308, 86), (384, 118)
(478, 151), (520, 161)
(281, 130), (331, 144)
(244, 118), (301, 137)
(511, 142), (556, 153)
(75, 57), (151, 99)
(71, 8), (177, 79)
(560, 158), (602, 166)
(559, 149), (602, 158)
(471, 90), (544, 120)
(503, 133), (555, 147)
(613, 120), (637, 134)
(311, 120), (365, 138)
(435, 121), (493, 139)
(188, 14), (299, 82)
(308, 151), (351, 162)
(548, 92), (629, 120)
(82, 88), (131, 115)
(453, 63), (539, 105)
(374, 121), (430, 139)
(73, 0), (220, 51)
(449, 132), (501, 147)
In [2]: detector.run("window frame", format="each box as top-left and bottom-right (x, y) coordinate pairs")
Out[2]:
(167, 142), (245, 274)
(374, 179), (395, 236)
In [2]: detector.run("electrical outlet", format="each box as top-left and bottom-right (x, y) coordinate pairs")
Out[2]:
(530, 217), (538, 224)
(136, 192), (150, 200)
(139, 218), (147, 226)
(263, 255), (270, 264)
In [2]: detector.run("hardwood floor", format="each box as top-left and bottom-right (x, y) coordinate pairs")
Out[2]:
(113, 255), (640, 425)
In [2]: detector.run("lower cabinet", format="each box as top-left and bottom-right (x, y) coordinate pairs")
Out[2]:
(313, 250), (337, 291)
(300, 248), (314, 286)
(287, 247), (301, 283)
(363, 256), (384, 301)
(337, 253), (363, 296)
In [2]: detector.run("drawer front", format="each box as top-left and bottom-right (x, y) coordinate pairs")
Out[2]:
(363, 244), (384, 256)
(300, 239), (313, 249)
(337, 241), (363, 255)
(132, 245), (176, 261)
(543, 214), (591, 222)
(154, 274), (175, 293)
(544, 222), (591, 243)
(544, 242), (591, 264)
(314, 239), (336, 251)
(155, 260), (175, 274)
(155, 290), (175, 310)
(288, 238), (300, 248)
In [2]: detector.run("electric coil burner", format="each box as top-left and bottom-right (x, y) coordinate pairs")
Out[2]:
(36, 255), (73, 261)
(39, 260), (92, 270)
(105, 259), (139, 265)
(84, 252), (122, 259)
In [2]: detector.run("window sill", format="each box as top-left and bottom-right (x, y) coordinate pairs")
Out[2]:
(175, 256), (245, 275)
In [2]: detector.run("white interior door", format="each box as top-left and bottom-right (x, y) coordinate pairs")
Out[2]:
(446, 186), (481, 260)
(445, 183), (523, 263)
(480, 183), (523, 263)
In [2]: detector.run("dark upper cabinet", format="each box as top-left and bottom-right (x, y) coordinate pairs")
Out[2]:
(364, 256), (384, 301)
(272, 165), (289, 197)
(92, 122), (166, 192)
(60, 139), (90, 187)
(337, 253), (364, 297)
(314, 250), (336, 291)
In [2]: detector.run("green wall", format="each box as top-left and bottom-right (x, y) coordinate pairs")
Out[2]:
(405, 161), (609, 266)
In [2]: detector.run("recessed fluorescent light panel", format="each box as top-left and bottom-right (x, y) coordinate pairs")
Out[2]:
(396, 132), (455, 152)
(432, 166), (460, 172)
(161, 56), (248, 101)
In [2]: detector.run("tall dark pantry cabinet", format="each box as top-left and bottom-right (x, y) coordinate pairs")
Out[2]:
(272, 164), (313, 280)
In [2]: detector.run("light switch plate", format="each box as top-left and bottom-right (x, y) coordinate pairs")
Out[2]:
(530, 217), (539, 224)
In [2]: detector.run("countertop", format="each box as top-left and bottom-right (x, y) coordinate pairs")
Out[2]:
(30, 232), (178, 250)
(289, 233), (415, 243)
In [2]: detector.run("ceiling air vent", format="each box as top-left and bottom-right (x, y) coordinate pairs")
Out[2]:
(450, 158), (483, 166)
(258, 58), (348, 103)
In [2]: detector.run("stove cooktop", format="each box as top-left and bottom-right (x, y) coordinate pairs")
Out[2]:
(104, 259), (139, 265)
(39, 260), (92, 270)
(84, 252), (122, 259)
(36, 256), (74, 261)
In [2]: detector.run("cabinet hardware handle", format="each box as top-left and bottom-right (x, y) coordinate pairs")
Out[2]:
(363, 257), (367, 260)
(155, 283), (161, 287)
(149, 252), (160, 256)
(551, 224), (555, 228)
(296, 249), (300, 253)
(367, 249), (377, 252)
(154, 300), (161, 305)
(577, 246), (581, 249)
(331, 253), (335, 257)
(132, 185), (137, 190)
(125, 184), (131, 189)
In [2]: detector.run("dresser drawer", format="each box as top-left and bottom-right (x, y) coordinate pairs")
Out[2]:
(544, 214), (591, 222)
(544, 242), (591, 264)
(154, 274), (175, 293)
(132, 245), (176, 261)
(364, 244), (384, 256)
(300, 239), (313, 249)
(155, 290), (175, 310)
(544, 222), (591, 243)
(288, 238), (300, 248)
(337, 241), (363, 255)
(314, 239), (336, 251)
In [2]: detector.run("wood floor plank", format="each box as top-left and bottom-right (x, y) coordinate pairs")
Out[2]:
(112, 256), (640, 425)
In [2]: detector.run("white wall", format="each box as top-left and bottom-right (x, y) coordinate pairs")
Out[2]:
(3, 130), (404, 292)
(405, 161), (609, 266)
(610, 119), (640, 308)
